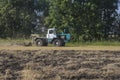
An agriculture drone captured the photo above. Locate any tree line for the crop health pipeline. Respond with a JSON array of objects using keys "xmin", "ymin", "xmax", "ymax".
[{"xmin": 0, "ymin": 0, "xmax": 120, "ymax": 41}]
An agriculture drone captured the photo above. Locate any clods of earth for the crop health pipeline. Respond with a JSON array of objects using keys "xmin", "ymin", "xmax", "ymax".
[{"xmin": 0, "ymin": 50, "xmax": 120, "ymax": 80}]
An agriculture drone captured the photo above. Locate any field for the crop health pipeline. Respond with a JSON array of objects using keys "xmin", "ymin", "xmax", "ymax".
[
  {"xmin": 0, "ymin": 39, "xmax": 120, "ymax": 80},
  {"xmin": 0, "ymin": 48, "xmax": 120, "ymax": 80}
]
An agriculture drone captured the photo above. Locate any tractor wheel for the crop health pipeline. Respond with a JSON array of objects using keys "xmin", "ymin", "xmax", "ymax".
[
  {"xmin": 62, "ymin": 42, "xmax": 65, "ymax": 46},
  {"xmin": 53, "ymin": 39, "xmax": 65, "ymax": 46},
  {"xmin": 36, "ymin": 39, "xmax": 44, "ymax": 46}
]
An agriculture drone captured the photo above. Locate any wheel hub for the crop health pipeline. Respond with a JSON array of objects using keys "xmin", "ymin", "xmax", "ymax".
[
  {"xmin": 56, "ymin": 41, "xmax": 59, "ymax": 45},
  {"xmin": 38, "ymin": 42, "xmax": 41, "ymax": 45}
]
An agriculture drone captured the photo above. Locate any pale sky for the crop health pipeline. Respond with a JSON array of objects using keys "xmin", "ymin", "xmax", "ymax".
[{"xmin": 118, "ymin": 0, "xmax": 120, "ymax": 14}]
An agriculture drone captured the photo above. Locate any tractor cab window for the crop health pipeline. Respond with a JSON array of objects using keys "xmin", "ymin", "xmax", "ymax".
[
  {"xmin": 49, "ymin": 30, "xmax": 54, "ymax": 34},
  {"xmin": 49, "ymin": 29, "xmax": 56, "ymax": 34}
]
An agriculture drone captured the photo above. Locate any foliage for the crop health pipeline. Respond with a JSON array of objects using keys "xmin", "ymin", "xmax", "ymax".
[
  {"xmin": 0, "ymin": 0, "xmax": 35, "ymax": 38},
  {"xmin": 0, "ymin": 0, "xmax": 119, "ymax": 42},
  {"xmin": 45, "ymin": 0, "xmax": 119, "ymax": 41}
]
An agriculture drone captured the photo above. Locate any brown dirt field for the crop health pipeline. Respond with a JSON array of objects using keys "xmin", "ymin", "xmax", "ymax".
[{"xmin": 0, "ymin": 50, "xmax": 120, "ymax": 80}]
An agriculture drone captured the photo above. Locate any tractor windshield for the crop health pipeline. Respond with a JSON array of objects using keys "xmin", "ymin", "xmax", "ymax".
[{"xmin": 49, "ymin": 29, "xmax": 57, "ymax": 35}]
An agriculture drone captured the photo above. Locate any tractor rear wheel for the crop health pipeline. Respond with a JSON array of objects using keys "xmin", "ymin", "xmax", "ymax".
[
  {"xmin": 53, "ymin": 39, "xmax": 65, "ymax": 46},
  {"xmin": 36, "ymin": 39, "xmax": 47, "ymax": 46}
]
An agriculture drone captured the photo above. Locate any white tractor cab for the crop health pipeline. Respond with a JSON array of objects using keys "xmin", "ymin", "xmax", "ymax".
[
  {"xmin": 46, "ymin": 28, "xmax": 57, "ymax": 39},
  {"xmin": 34, "ymin": 28, "xmax": 71, "ymax": 46}
]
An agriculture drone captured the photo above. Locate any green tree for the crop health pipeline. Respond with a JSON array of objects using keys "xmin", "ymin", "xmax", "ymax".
[
  {"xmin": 0, "ymin": 0, "xmax": 35, "ymax": 38},
  {"xmin": 45, "ymin": 0, "xmax": 118, "ymax": 41},
  {"xmin": 33, "ymin": 0, "xmax": 49, "ymax": 33}
]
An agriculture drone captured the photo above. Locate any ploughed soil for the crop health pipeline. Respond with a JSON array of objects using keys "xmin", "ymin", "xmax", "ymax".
[{"xmin": 0, "ymin": 50, "xmax": 120, "ymax": 80}]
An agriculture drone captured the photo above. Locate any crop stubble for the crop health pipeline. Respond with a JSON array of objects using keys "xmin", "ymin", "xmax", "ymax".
[{"xmin": 0, "ymin": 50, "xmax": 120, "ymax": 80}]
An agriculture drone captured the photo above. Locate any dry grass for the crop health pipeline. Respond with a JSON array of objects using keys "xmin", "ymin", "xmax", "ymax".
[
  {"xmin": 21, "ymin": 62, "xmax": 40, "ymax": 80},
  {"xmin": 0, "ymin": 46, "xmax": 120, "ymax": 51},
  {"xmin": 21, "ymin": 70, "xmax": 39, "ymax": 80}
]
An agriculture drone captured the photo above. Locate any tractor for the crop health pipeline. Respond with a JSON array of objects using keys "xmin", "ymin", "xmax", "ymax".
[{"xmin": 32, "ymin": 28, "xmax": 71, "ymax": 46}]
